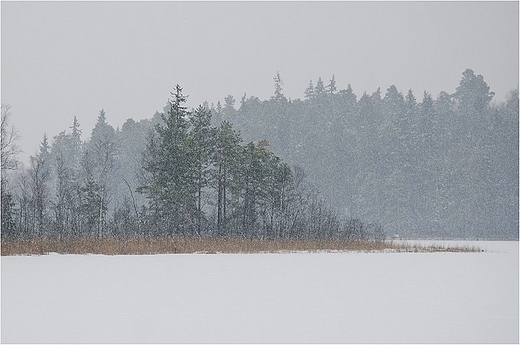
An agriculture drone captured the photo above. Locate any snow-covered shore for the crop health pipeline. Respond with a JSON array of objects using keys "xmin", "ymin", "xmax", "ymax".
[{"xmin": 2, "ymin": 241, "xmax": 518, "ymax": 343}]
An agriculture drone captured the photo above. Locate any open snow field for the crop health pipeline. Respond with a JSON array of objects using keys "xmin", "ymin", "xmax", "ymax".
[{"xmin": 2, "ymin": 241, "xmax": 518, "ymax": 343}]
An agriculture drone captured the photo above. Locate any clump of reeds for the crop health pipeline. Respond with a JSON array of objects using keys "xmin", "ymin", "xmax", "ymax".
[{"xmin": 1, "ymin": 236, "xmax": 482, "ymax": 256}]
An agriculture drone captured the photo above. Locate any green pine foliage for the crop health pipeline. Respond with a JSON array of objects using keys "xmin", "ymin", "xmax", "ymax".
[{"xmin": 137, "ymin": 86, "xmax": 351, "ymax": 240}]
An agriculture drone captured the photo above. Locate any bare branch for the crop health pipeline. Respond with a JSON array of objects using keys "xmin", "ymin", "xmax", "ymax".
[{"xmin": 1, "ymin": 104, "xmax": 21, "ymax": 172}]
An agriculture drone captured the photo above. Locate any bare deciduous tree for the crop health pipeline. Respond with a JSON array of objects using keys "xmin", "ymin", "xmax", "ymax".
[
  {"xmin": 1, "ymin": 104, "xmax": 21, "ymax": 172},
  {"xmin": 1, "ymin": 104, "xmax": 21, "ymax": 238}
]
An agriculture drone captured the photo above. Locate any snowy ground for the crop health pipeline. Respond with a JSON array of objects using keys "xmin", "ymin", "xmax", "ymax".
[{"xmin": 2, "ymin": 241, "xmax": 518, "ymax": 343}]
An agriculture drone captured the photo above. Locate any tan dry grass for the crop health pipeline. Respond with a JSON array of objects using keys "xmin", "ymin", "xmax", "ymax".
[{"xmin": 1, "ymin": 236, "xmax": 481, "ymax": 256}]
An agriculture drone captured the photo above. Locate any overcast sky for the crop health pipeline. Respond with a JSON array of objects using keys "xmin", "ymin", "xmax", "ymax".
[{"xmin": 2, "ymin": 1, "xmax": 518, "ymax": 164}]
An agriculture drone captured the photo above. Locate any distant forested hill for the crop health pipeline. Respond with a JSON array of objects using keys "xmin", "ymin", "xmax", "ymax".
[{"xmin": 209, "ymin": 70, "xmax": 518, "ymax": 239}]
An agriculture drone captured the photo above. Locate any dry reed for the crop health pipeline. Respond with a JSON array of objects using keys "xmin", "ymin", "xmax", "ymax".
[{"xmin": 1, "ymin": 236, "xmax": 481, "ymax": 256}]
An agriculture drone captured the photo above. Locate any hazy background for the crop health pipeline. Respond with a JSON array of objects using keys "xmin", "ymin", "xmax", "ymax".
[{"xmin": 2, "ymin": 1, "xmax": 518, "ymax": 163}]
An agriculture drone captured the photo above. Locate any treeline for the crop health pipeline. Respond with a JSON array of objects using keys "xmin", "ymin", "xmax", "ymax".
[
  {"xmin": 2, "ymin": 69, "xmax": 517, "ymax": 240},
  {"xmin": 214, "ymin": 70, "xmax": 518, "ymax": 239},
  {"xmin": 0, "ymin": 88, "xmax": 383, "ymax": 241}
]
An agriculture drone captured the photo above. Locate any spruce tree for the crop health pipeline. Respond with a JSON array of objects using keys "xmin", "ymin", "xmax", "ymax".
[
  {"xmin": 28, "ymin": 135, "xmax": 51, "ymax": 237},
  {"xmin": 144, "ymin": 85, "xmax": 193, "ymax": 235},
  {"xmin": 83, "ymin": 110, "xmax": 117, "ymax": 237}
]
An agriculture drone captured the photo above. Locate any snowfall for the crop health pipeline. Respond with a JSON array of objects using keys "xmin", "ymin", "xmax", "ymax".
[{"xmin": 1, "ymin": 240, "xmax": 518, "ymax": 344}]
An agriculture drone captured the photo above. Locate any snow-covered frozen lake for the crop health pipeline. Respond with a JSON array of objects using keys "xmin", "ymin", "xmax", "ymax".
[{"xmin": 2, "ymin": 241, "xmax": 518, "ymax": 343}]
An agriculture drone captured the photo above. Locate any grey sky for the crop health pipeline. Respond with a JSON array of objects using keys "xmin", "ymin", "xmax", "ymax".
[{"xmin": 2, "ymin": 1, "xmax": 518, "ymax": 164}]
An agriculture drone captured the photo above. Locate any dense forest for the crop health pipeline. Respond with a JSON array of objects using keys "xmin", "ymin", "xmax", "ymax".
[
  {"xmin": 1, "ymin": 86, "xmax": 383, "ymax": 242},
  {"xmin": 216, "ymin": 69, "xmax": 518, "ymax": 239},
  {"xmin": 1, "ymin": 69, "xmax": 518, "ymax": 240}
]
